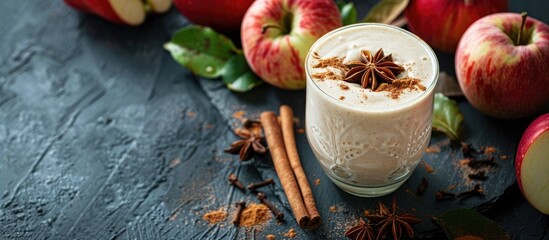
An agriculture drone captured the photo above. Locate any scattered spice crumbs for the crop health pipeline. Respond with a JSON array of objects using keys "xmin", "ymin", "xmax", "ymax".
[
  {"xmin": 312, "ymin": 56, "xmax": 346, "ymax": 70},
  {"xmin": 266, "ymin": 234, "xmax": 276, "ymax": 240},
  {"xmin": 329, "ymin": 205, "xmax": 337, "ymax": 212},
  {"xmin": 484, "ymin": 146, "xmax": 497, "ymax": 154},
  {"xmin": 499, "ymin": 155, "xmax": 508, "ymax": 160},
  {"xmin": 339, "ymin": 84, "xmax": 349, "ymax": 90},
  {"xmin": 232, "ymin": 110, "xmax": 246, "ymax": 120},
  {"xmin": 312, "ymin": 71, "xmax": 340, "ymax": 81},
  {"xmin": 339, "ymin": 96, "xmax": 345, "ymax": 100},
  {"xmin": 314, "ymin": 178, "xmax": 321, "ymax": 186},
  {"xmin": 425, "ymin": 146, "xmax": 441, "ymax": 153},
  {"xmin": 376, "ymin": 78, "xmax": 426, "ymax": 99},
  {"xmin": 187, "ymin": 111, "xmax": 197, "ymax": 118},
  {"xmin": 296, "ymin": 128, "xmax": 305, "ymax": 134},
  {"xmin": 311, "ymin": 56, "xmax": 347, "ymax": 81},
  {"xmin": 284, "ymin": 228, "xmax": 297, "ymax": 238},
  {"xmin": 422, "ymin": 161, "xmax": 435, "ymax": 173},
  {"xmin": 202, "ymin": 208, "xmax": 227, "ymax": 224}
]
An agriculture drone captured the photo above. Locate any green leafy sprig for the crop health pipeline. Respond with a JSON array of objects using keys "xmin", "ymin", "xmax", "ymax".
[{"xmin": 164, "ymin": 26, "xmax": 262, "ymax": 92}]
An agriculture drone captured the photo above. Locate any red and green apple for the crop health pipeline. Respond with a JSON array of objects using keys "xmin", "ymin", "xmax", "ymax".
[
  {"xmin": 173, "ymin": 0, "xmax": 255, "ymax": 35},
  {"xmin": 455, "ymin": 12, "xmax": 549, "ymax": 119},
  {"xmin": 516, "ymin": 113, "xmax": 549, "ymax": 214},
  {"xmin": 405, "ymin": 0, "xmax": 507, "ymax": 53},
  {"xmin": 241, "ymin": 0, "xmax": 342, "ymax": 90}
]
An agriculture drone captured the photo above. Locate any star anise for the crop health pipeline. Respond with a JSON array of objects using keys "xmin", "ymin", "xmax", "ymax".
[
  {"xmin": 344, "ymin": 49, "xmax": 405, "ymax": 91},
  {"xmin": 224, "ymin": 127, "xmax": 267, "ymax": 161},
  {"xmin": 366, "ymin": 199, "xmax": 421, "ymax": 240},
  {"xmin": 345, "ymin": 218, "xmax": 376, "ymax": 240}
]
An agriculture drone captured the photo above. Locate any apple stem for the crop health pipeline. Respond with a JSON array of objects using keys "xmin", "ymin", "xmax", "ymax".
[
  {"xmin": 516, "ymin": 12, "xmax": 528, "ymax": 46},
  {"xmin": 261, "ymin": 23, "xmax": 287, "ymax": 34}
]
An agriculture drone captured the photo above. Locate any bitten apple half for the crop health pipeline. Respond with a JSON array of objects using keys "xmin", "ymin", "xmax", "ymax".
[
  {"xmin": 65, "ymin": 0, "xmax": 171, "ymax": 26},
  {"xmin": 516, "ymin": 113, "xmax": 549, "ymax": 214},
  {"xmin": 65, "ymin": 0, "xmax": 145, "ymax": 25}
]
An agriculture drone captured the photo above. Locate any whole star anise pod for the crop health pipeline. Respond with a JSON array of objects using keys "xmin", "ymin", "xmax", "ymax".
[
  {"xmin": 224, "ymin": 127, "xmax": 267, "ymax": 161},
  {"xmin": 345, "ymin": 218, "xmax": 376, "ymax": 240},
  {"xmin": 366, "ymin": 199, "xmax": 421, "ymax": 240},
  {"xmin": 344, "ymin": 49, "xmax": 405, "ymax": 91}
]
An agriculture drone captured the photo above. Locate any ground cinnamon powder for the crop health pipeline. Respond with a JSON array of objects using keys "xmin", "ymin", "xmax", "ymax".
[
  {"xmin": 311, "ymin": 57, "xmax": 347, "ymax": 81},
  {"xmin": 314, "ymin": 179, "xmax": 321, "ymax": 186},
  {"xmin": 375, "ymin": 78, "xmax": 426, "ymax": 99},
  {"xmin": 202, "ymin": 208, "xmax": 227, "ymax": 224},
  {"xmin": 312, "ymin": 71, "xmax": 341, "ymax": 81},
  {"xmin": 238, "ymin": 203, "xmax": 271, "ymax": 227},
  {"xmin": 232, "ymin": 110, "xmax": 246, "ymax": 120},
  {"xmin": 312, "ymin": 56, "xmax": 346, "ymax": 70},
  {"xmin": 284, "ymin": 228, "xmax": 297, "ymax": 238}
]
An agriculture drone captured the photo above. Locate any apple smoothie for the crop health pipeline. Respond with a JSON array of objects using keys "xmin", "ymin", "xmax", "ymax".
[{"xmin": 305, "ymin": 23, "xmax": 438, "ymax": 197}]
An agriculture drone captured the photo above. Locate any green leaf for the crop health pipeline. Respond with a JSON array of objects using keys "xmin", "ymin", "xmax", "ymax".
[
  {"xmin": 221, "ymin": 54, "xmax": 263, "ymax": 92},
  {"xmin": 337, "ymin": 1, "xmax": 358, "ymax": 26},
  {"xmin": 433, "ymin": 93, "xmax": 463, "ymax": 142},
  {"xmin": 362, "ymin": 0, "xmax": 409, "ymax": 24},
  {"xmin": 433, "ymin": 209, "xmax": 511, "ymax": 240},
  {"xmin": 164, "ymin": 25, "xmax": 241, "ymax": 78}
]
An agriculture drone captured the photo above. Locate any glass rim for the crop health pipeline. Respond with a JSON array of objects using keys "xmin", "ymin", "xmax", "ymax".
[{"xmin": 305, "ymin": 23, "xmax": 439, "ymax": 111}]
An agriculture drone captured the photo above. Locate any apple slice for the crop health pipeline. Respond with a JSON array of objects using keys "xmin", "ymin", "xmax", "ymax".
[
  {"xmin": 146, "ymin": 0, "xmax": 172, "ymax": 14},
  {"xmin": 105, "ymin": 0, "xmax": 146, "ymax": 25},
  {"xmin": 64, "ymin": 0, "xmax": 146, "ymax": 26},
  {"xmin": 516, "ymin": 113, "xmax": 549, "ymax": 214}
]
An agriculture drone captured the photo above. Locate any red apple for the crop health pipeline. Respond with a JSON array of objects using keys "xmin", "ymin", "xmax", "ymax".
[
  {"xmin": 455, "ymin": 13, "xmax": 549, "ymax": 119},
  {"xmin": 516, "ymin": 113, "xmax": 549, "ymax": 214},
  {"xmin": 405, "ymin": 0, "xmax": 507, "ymax": 53},
  {"xmin": 64, "ymin": 0, "xmax": 171, "ymax": 26},
  {"xmin": 173, "ymin": 0, "xmax": 255, "ymax": 34},
  {"xmin": 241, "ymin": 0, "xmax": 341, "ymax": 90}
]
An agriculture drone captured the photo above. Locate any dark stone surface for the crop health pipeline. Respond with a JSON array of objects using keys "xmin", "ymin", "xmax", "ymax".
[{"xmin": 0, "ymin": 1, "xmax": 548, "ymax": 240}]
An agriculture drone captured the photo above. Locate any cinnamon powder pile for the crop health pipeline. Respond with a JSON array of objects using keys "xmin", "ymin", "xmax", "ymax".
[
  {"xmin": 203, "ymin": 204, "xmax": 272, "ymax": 227},
  {"xmin": 202, "ymin": 208, "xmax": 228, "ymax": 224},
  {"xmin": 238, "ymin": 203, "xmax": 271, "ymax": 227}
]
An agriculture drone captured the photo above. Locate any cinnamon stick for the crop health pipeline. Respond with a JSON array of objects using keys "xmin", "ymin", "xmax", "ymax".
[
  {"xmin": 260, "ymin": 111, "xmax": 311, "ymax": 228},
  {"xmin": 279, "ymin": 105, "xmax": 321, "ymax": 229}
]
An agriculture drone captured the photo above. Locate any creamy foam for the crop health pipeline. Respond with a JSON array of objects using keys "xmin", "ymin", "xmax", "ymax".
[
  {"xmin": 306, "ymin": 24, "xmax": 437, "ymax": 109},
  {"xmin": 305, "ymin": 24, "xmax": 438, "ymax": 194}
]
